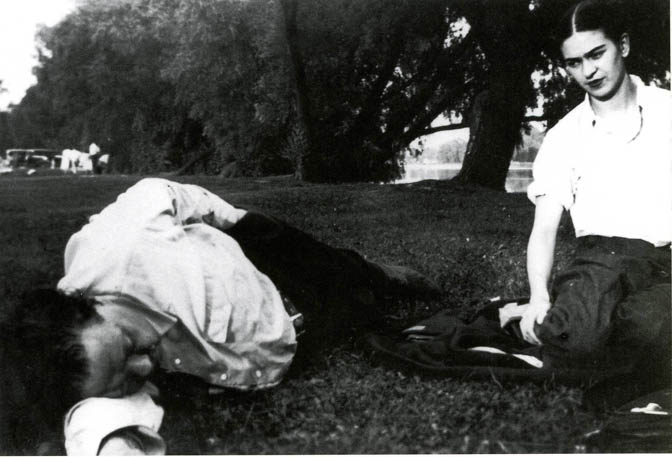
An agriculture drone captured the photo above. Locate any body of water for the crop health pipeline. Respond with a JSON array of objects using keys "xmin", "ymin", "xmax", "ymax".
[{"xmin": 398, "ymin": 162, "xmax": 533, "ymax": 193}]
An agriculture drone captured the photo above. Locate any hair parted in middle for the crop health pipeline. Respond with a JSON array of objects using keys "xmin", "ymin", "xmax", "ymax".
[{"xmin": 553, "ymin": 0, "xmax": 628, "ymax": 49}]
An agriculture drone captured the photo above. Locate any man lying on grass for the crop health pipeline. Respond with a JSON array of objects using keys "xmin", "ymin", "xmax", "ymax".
[
  {"xmin": 1, "ymin": 177, "xmax": 438, "ymax": 454},
  {"xmin": 368, "ymin": 0, "xmax": 670, "ymax": 393}
]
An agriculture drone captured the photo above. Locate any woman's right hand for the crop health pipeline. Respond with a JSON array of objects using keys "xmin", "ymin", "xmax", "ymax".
[{"xmin": 520, "ymin": 297, "xmax": 551, "ymax": 345}]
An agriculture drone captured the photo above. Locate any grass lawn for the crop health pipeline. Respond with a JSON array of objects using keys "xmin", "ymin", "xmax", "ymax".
[{"xmin": 1, "ymin": 174, "xmax": 607, "ymax": 454}]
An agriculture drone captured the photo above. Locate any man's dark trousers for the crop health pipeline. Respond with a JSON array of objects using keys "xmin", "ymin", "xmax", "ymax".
[{"xmin": 224, "ymin": 211, "xmax": 392, "ymax": 349}]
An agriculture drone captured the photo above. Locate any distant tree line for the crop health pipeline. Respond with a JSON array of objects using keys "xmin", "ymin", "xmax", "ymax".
[{"xmin": 0, "ymin": 0, "xmax": 668, "ymax": 185}]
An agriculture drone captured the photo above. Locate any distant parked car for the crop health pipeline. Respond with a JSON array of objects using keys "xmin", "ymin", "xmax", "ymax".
[{"xmin": 4, "ymin": 149, "xmax": 62, "ymax": 169}]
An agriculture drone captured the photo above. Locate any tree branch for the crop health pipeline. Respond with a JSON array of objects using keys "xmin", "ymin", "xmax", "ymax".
[
  {"xmin": 412, "ymin": 113, "xmax": 547, "ymax": 140},
  {"xmin": 349, "ymin": 32, "xmax": 406, "ymax": 139},
  {"xmin": 417, "ymin": 123, "xmax": 467, "ymax": 135},
  {"xmin": 419, "ymin": 114, "xmax": 546, "ymax": 135},
  {"xmin": 387, "ymin": 32, "xmax": 478, "ymax": 146}
]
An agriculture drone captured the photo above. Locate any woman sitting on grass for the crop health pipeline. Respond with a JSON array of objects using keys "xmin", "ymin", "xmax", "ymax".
[
  {"xmin": 520, "ymin": 0, "xmax": 670, "ymax": 373},
  {"xmin": 366, "ymin": 0, "xmax": 668, "ymax": 385}
]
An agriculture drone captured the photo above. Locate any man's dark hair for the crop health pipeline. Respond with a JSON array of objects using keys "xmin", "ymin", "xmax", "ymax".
[
  {"xmin": 0, "ymin": 289, "xmax": 100, "ymax": 452},
  {"xmin": 554, "ymin": 0, "xmax": 628, "ymax": 49}
]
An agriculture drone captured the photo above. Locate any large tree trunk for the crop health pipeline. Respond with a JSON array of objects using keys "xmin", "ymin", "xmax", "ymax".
[
  {"xmin": 454, "ymin": 70, "xmax": 529, "ymax": 190},
  {"xmin": 278, "ymin": 0, "xmax": 313, "ymax": 180},
  {"xmin": 452, "ymin": 0, "xmax": 542, "ymax": 191}
]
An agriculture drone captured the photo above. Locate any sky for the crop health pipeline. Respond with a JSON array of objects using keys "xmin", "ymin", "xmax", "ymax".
[{"xmin": 0, "ymin": 0, "xmax": 76, "ymax": 110}]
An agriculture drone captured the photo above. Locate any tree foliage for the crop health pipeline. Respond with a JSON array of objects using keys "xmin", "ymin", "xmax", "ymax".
[
  {"xmin": 7, "ymin": 0, "xmax": 195, "ymax": 172},
  {"xmin": 1, "ymin": 0, "xmax": 669, "ymax": 183},
  {"xmin": 452, "ymin": 0, "xmax": 669, "ymax": 189}
]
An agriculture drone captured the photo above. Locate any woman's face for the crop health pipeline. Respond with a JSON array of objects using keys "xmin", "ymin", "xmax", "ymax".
[{"xmin": 561, "ymin": 29, "xmax": 629, "ymax": 101}]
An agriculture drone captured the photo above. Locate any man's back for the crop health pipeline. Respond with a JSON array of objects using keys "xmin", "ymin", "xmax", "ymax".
[{"xmin": 58, "ymin": 178, "xmax": 297, "ymax": 390}]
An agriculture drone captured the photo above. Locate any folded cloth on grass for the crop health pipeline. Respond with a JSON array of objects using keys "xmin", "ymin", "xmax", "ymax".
[
  {"xmin": 580, "ymin": 389, "xmax": 672, "ymax": 452},
  {"xmin": 366, "ymin": 296, "xmax": 631, "ymax": 386}
]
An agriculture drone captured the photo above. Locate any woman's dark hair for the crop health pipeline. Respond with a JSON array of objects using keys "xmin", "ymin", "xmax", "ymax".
[
  {"xmin": 554, "ymin": 0, "xmax": 628, "ymax": 47},
  {"xmin": 0, "ymin": 289, "xmax": 101, "ymax": 453}
]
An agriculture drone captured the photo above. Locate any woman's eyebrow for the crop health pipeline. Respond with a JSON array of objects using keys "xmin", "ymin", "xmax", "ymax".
[
  {"xmin": 563, "ymin": 44, "xmax": 607, "ymax": 65},
  {"xmin": 585, "ymin": 44, "xmax": 606, "ymax": 56}
]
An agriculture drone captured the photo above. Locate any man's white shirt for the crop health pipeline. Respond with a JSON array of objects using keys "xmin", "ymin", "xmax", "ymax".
[{"xmin": 58, "ymin": 179, "xmax": 298, "ymax": 454}]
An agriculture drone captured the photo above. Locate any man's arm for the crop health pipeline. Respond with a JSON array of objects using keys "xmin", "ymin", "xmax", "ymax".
[
  {"xmin": 64, "ymin": 385, "xmax": 165, "ymax": 456},
  {"xmin": 93, "ymin": 178, "xmax": 247, "ymax": 231},
  {"xmin": 129, "ymin": 178, "xmax": 247, "ymax": 230},
  {"xmin": 61, "ymin": 179, "xmax": 248, "ymax": 286},
  {"xmin": 520, "ymin": 195, "xmax": 563, "ymax": 345},
  {"xmin": 158, "ymin": 179, "xmax": 248, "ymax": 229}
]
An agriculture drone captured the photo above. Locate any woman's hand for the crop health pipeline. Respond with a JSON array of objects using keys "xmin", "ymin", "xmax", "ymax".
[{"xmin": 520, "ymin": 297, "xmax": 551, "ymax": 345}]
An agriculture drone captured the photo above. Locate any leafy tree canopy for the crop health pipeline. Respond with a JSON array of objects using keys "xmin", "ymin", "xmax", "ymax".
[{"xmin": 2, "ymin": 0, "xmax": 668, "ymax": 182}]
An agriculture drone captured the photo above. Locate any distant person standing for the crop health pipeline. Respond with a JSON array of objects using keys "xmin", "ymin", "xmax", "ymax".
[
  {"xmin": 88, "ymin": 142, "xmax": 105, "ymax": 174},
  {"xmin": 60, "ymin": 149, "xmax": 82, "ymax": 174},
  {"xmin": 521, "ymin": 0, "xmax": 671, "ymax": 373},
  {"xmin": 96, "ymin": 153, "xmax": 109, "ymax": 174},
  {"xmin": 88, "ymin": 142, "xmax": 100, "ymax": 157}
]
